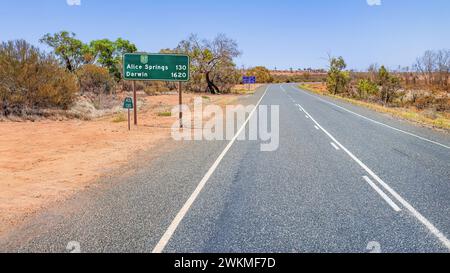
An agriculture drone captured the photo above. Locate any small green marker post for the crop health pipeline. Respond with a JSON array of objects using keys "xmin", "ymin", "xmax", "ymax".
[{"xmin": 123, "ymin": 97, "xmax": 134, "ymax": 131}]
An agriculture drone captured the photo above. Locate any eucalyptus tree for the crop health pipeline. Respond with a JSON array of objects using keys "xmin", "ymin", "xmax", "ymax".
[{"xmin": 176, "ymin": 34, "xmax": 241, "ymax": 94}]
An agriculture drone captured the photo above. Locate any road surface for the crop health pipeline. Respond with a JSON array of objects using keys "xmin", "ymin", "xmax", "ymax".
[{"xmin": 1, "ymin": 84, "xmax": 450, "ymax": 253}]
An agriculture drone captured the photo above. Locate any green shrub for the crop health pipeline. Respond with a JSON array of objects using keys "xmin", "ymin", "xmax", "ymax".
[
  {"xmin": 327, "ymin": 57, "xmax": 350, "ymax": 95},
  {"xmin": 0, "ymin": 40, "xmax": 78, "ymax": 116},
  {"xmin": 357, "ymin": 79, "xmax": 379, "ymax": 99},
  {"xmin": 76, "ymin": 64, "xmax": 115, "ymax": 95}
]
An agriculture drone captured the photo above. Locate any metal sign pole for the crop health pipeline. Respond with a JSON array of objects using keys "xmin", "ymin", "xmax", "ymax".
[
  {"xmin": 128, "ymin": 108, "xmax": 131, "ymax": 131},
  {"xmin": 133, "ymin": 81, "xmax": 137, "ymax": 126},
  {"xmin": 179, "ymin": 81, "xmax": 183, "ymax": 128},
  {"xmin": 123, "ymin": 97, "xmax": 133, "ymax": 131}
]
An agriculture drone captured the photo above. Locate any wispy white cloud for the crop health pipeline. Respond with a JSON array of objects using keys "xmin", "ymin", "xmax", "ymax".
[
  {"xmin": 67, "ymin": 0, "xmax": 81, "ymax": 6},
  {"xmin": 367, "ymin": 0, "xmax": 382, "ymax": 6}
]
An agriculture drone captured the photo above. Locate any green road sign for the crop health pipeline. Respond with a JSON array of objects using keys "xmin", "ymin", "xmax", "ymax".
[
  {"xmin": 123, "ymin": 97, "xmax": 134, "ymax": 109},
  {"xmin": 123, "ymin": 53, "xmax": 190, "ymax": 82}
]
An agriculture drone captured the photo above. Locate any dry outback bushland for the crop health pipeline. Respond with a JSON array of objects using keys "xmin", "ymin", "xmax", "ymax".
[
  {"xmin": 0, "ymin": 35, "xmax": 245, "ymax": 234},
  {"xmin": 300, "ymin": 54, "xmax": 450, "ymax": 130}
]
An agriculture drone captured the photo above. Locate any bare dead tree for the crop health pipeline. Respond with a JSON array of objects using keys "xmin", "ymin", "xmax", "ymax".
[
  {"xmin": 176, "ymin": 34, "xmax": 241, "ymax": 94},
  {"xmin": 414, "ymin": 49, "xmax": 450, "ymax": 91}
]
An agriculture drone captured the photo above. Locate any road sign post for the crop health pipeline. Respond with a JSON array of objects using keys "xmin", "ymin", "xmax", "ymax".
[
  {"xmin": 179, "ymin": 82, "xmax": 183, "ymax": 128},
  {"xmin": 123, "ymin": 53, "xmax": 190, "ymax": 128},
  {"xmin": 132, "ymin": 81, "xmax": 137, "ymax": 126},
  {"xmin": 243, "ymin": 76, "xmax": 256, "ymax": 91},
  {"xmin": 123, "ymin": 97, "xmax": 134, "ymax": 131}
]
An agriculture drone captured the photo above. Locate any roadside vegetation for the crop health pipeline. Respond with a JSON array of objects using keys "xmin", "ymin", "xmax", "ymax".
[
  {"xmin": 0, "ymin": 40, "xmax": 78, "ymax": 117},
  {"xmin": 174, "ymin": 34, "xmax": 241, "ymax": 94},
  {"xmin": 240, "ymin": 66, "xmax": 327, "ymax": 84},
  {"xmin": 300, "ymin": 52, "xmax": 450, "ymax": 130},
  {"xmin": 0, "ymin": 32, "xmax": 244, "ymax": 120},
  {"xmin": 2, "ymin": 31, "xmax": 448, "ymax": 130},
  {"xmin": 271, "ymin": 69, "xmax": 327, "ymax": 83}
]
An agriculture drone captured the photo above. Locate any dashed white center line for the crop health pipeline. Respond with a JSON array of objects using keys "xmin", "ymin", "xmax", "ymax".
[
  {"xmin": 363, "ymin": 176, "xmax": 401, "ymax": 212},
  {"xmin": 282, "ymin": 84, "xmax": 450, "ymax": 250},
  {"xmin": 314, "ymin": 125, "xmax": 320, "ymax": 130},
  {"xmin": 330, "ymin": 142, "xmax": 340, "ymax": 150},
  {"xmin": 294, "ymin": 100, "xmax": 450, "ymax": 251}
]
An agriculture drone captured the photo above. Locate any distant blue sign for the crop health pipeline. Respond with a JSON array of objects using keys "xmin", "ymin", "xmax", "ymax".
[{"xmin": 243, "ymin": 76, "xmax": 256, "ymax": 84}]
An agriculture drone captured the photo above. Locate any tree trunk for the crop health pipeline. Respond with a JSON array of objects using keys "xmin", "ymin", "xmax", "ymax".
[
  {"xmin": 334, "ymin": 77, "xmax": 339, "ymax": 95},
  {"xmin": 64, "ymin": 56, "xmax": 73, "ymax": 72},
  {"xmin": 205, "ymin": 72, "xmax": 220, "ymax": 94},
  {"xmin": 1, "ymin": 98, "xmax": 9, "ymax": 116}
]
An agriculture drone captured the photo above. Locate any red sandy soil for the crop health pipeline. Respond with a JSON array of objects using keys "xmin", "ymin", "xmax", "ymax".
[{"xmin": 0, "ymin": 93, "xmax": 239, "ymax": 235}]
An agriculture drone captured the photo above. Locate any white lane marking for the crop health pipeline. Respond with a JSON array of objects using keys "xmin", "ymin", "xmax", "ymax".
[
  {"xmin": 305, "ymin": 115, "xmax": 309, "ymax": 119},
  {"xmin": 152, "ymin": 86, "xmax": 270, "ymax": 253},
  {"xmin": 290, "ymin": 85, "xmax": 450, "ymax": 150},
  {"xmin": 363, "ymin": 176, "xmax": 401, "ymax": 212},
  {"xmin": 314, "ymin": 125, "xmax": 320, "ymax": 130},
  {"xmin": 296, "ymin": 102, "xmax": 450, "ymax": 251},
  {"xmin": 330, "ymin": 142, "xmax": 340, "ymax": 150}
]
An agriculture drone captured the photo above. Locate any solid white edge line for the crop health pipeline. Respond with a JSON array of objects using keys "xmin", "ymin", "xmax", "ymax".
[
  {"xmin": 152, "ymin": 85, "xmax": 270, "ymax": 253},
  {"xmin": 290, "ymin": 84, "xmax": 450, "ymax": 150},
  {"xmin": 363, "ymin": 176, "xmax": 401, "ymax": 212},
  {"xmin": 296, "ymin": 102, "xmax": 450, "ymax": 251},
  {"xmin": 330, "ymin": 142, "xmax": 340, "ymax": 150}
]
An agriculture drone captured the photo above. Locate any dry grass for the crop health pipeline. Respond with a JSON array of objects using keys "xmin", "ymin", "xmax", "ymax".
[
  {"xmin": 157, "ymin": 111, "xmax": 172, "ymax": 117},
  {"xmin": 299, "ymin": 83, "xmax": 450, "ymax": 131},
  {"xmin": 112, "ymin": 113, "xmax": 127, "ymax": 123},
  {"xmin": 231, "ymin": 84, "xmax": 265, "ymax": 95}
]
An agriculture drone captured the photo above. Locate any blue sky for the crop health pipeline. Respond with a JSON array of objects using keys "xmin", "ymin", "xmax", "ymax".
[{"xmin": 0, "ymin": 0, "xmax": 449, "ymax": 70}]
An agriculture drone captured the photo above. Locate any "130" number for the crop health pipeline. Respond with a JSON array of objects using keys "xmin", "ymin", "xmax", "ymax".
[{"xmin": 175, "ymin": 65, "xmax": 187, "ymax": 71}]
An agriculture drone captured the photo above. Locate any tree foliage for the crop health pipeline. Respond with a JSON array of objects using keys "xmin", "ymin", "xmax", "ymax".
[
  {"xmin": 327, "ymin": 56, "xmax": 350, "ymax": 95},
  {"xmin": 0, "ymin": 40, "xmax": 78, "ymax": 116},
  {"xmin": 42, "ymin": 31, "xmax": 137, "ymax": 82},
  {"xmin": 176, "ymin": 34, "xmax": 241, "ymax": 94},
  {"xmin": 246, "ymin": 66, "xmax": 273, "ymax": 83},
  {"xmin": 377, "ymin": 66, "xmax": 401, "ymax": 104},
  {"xmin": 76, "ymin": 64, "xmax": 115, "ymax": 96},
  {"xmin": 40, "ymin": 31, "xmax": 91, "ymax": 72},
  {"xmin": 90, "ymin": 38, "xmax": 137, "ymax": 81},
  {"xmin": 357, "ymin": 79, "xmax": 378, "ymax": 99}
]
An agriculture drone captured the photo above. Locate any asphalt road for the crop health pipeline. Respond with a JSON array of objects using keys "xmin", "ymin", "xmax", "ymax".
[{"xmin": 1, "ymin": 84, "xmax": 449, "ymax": 253}]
